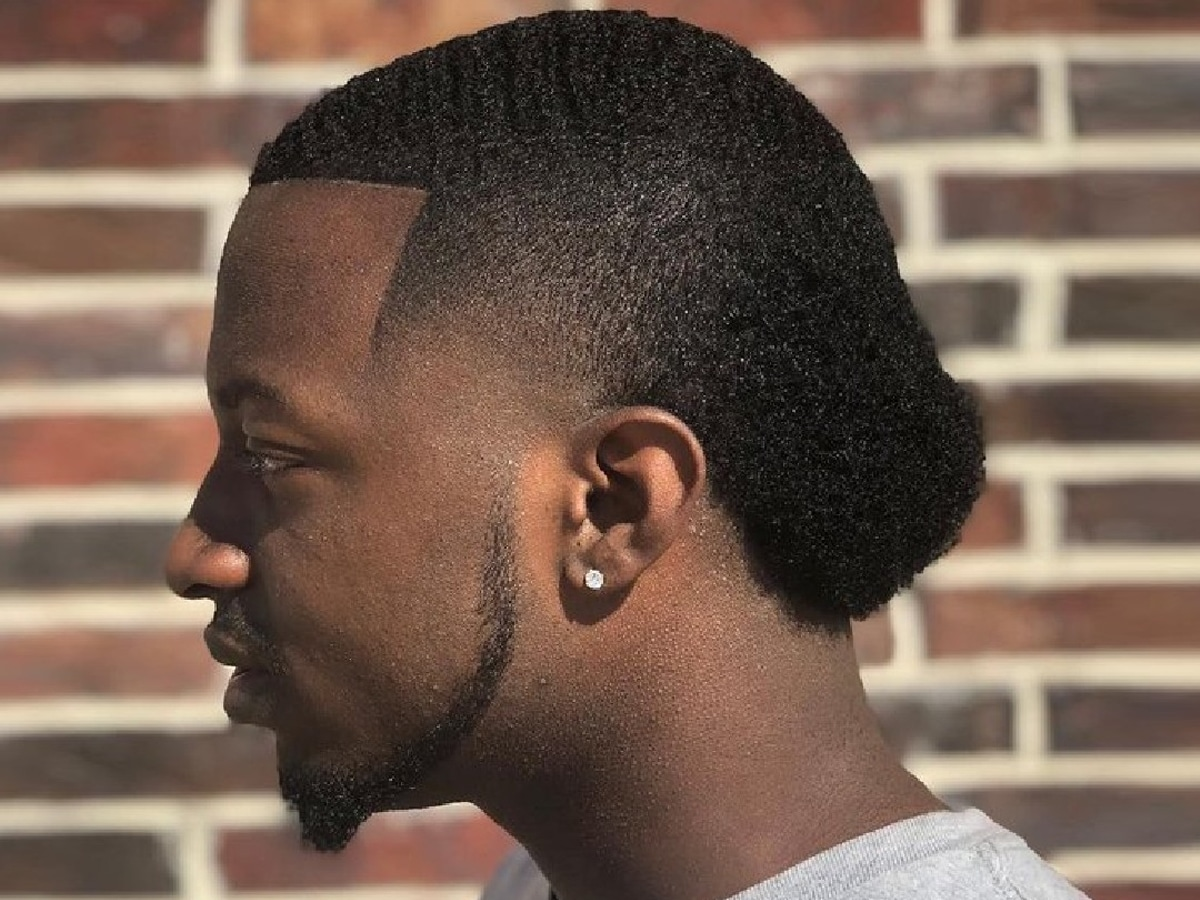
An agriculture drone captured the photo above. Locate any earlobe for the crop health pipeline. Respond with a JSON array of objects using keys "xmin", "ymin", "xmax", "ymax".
[{"xmin": 562, "ymin": 407, "xmax": 706, "ymax": 599}]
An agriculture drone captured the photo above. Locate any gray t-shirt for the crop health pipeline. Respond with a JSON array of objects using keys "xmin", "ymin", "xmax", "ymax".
[{"xmin": 479, "ymin": 808, "xmax": 1091, "ymax": 900}]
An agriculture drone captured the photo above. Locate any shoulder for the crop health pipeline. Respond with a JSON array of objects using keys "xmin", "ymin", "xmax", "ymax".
[{"xmin": 478, "ymin": 847, "xmax": 550, "ymax": 900}]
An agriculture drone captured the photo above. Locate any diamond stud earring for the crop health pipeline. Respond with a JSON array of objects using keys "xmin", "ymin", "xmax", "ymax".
[{"xmin": 584, "ymin": 568, "xmax": 605, "ymax": 591}]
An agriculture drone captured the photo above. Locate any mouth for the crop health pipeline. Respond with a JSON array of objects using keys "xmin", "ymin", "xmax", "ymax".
[{"xmin": 203, "ymin": 625, "xmax": 278, "ymax": 727}]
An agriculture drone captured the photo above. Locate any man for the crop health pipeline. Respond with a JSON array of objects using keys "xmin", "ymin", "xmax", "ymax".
[{"xmin": 164, "ymin": 10, "xmax": 1088, "ymax": 900}]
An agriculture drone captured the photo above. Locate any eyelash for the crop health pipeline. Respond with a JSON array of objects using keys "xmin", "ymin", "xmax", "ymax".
[{"xmin": 237, "ymin": 447, "xmax": 299, "ymax": 478}]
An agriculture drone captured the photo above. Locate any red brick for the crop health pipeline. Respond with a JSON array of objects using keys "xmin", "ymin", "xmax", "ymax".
[
  {"xmin": 0, "ymin": 629, "xmax": 214, "ymax": 699},
  {"xmin": 909, "ymin": 279, "xmax": 1020, "ymax": 349},
  {"xmin": 1066, "ymin": 276, "xmax": 1200, "ymax": 343},
  {"xmin": 1084, "ymin": 886, "xmax": 1200, "ymax": 900},
  {"xmin": 608, "ymin": 0, "xmax": 922, "ymax": 45},
  {"xmin": 0, "ymin": 97, "xmax": 309, "ymax": 171},
  {"xmin": 941, "ymin": 172, "xmax": 1200, "ymax": 240},
  {"xmin": 0, "ymin": 414, "xmax": 214, "ymax": 488},
  {"xmin": 871, "ymin": 690, "xmax": 1012, "ymax": 754},
  {"xmin": 247, "ymin": 0, "xmax": 563, "ymax": 62},
  {"xmin": 792, "ymin": 66, "xmax": 1038, "ymax": 144},
  {"xmin": 1065, "ymin": 481, "xmax": 1200, "ymax": 544},
  {"xmin": 852, "ymin": 612, "xmax": 893, "ymax": 667},
  {"xmin": 0, "ymin": 207, "xmax": 205, "ymax": 274},
  {"xmin": 0, "ymin": 832, "xmax": 176, "ymax": 894},
  {"xmin": 944, "ymin": 786, "xmax": 1200, "ymax": 853},
  {"xmin": 959, "ymin": 0, "xmax": 1200, "ymax": 35},
  {"xmin": 920, "ymin": 585, "xmax": 1200, "ymax": 656},
  {"xmin": 0, "ymin": 307, "xmax": 210, "ymax": 381},
  {"xmin": 0, "ymin": 729, "xmax": 275, "ymax": 799},
  {"xmin": 873, "ymin": 178, "xmax": 906, "ymax": 245},
  {"xmin": 1073, "ymin": 62, "xmax": 1200, "ymax": 135},
  {"xmin": 0, "ymin": 521, "xmax": 178, "ymax": 590},
  {"xmin": 219, "ymin": 811, "xmax": 515, "ymax": 889},
  {"xmin": 0, "ymin": 0, "xmax": 205, "ymax": 63},
  {"xmin": 957, "ymin": 480, "xmax": 1022, "ymax": 550},
  {"xmin": 977, "ymin": 382, "xmax": 1200, "ymax": 443},
  {"xmin": 1050, "ymin": 688, "xmax": 1200, "ymax": 751}
]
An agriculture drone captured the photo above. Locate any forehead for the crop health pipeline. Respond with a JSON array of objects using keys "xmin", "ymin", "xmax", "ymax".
[{"xmin": 211, "ymin": 180, "xmax": 427, "ymax": 404}]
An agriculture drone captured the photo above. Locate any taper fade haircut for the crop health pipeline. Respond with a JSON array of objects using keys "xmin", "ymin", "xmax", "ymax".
[{"xmin": 251, "ymin": 10, "xmax": 985, "ymax": 625}]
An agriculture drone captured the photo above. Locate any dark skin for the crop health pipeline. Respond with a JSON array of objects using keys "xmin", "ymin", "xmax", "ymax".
[{"xmin": 165, "ymin": 179, "xmax": 944, "ymax": 900}]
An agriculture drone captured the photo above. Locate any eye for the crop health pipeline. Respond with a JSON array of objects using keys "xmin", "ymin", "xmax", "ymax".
[{"xmin": 237, "ymin": 442, "xmax": 303, "ymax": 478}]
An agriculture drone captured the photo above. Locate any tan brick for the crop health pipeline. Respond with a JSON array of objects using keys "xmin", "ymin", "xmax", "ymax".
[
  {"xmin": 0, "ymin": 98, "xmax": 309, "ymax": 171},
  {"xmin": 0, "ymin": 833, "xmax": 176, "ymax": 895},
  {"xmin": 247, "ymin": 0, "xmax": 564, "ymax": 62},
  {"xmin": 1065, "ymin": 481, "xmax": 1200, "ymax": 544},
  {"xmin": 792, "ymin": 66, "xmax": 1038, "ymax": 145},
  {"xmin": 219, "ymin": 811, "xmax": 515, "ymax": 889},
  {"xmin": 0, "ymin": 414, "xmax": 215, "ymax": 487},
  {"xmin": 1066, "ymin": 276, "xmax": 1200, "ymax": 343},
  {"xmin": 609, "ymin": 0, "xmax": 922, "ymax": 45},
  {"xmin": 1050, "ymin": 688, "xmax": 1200, "ymax": 751},
  {"xmin": 959, "ymin": 0, "xmax": 1200, "ymax": 35},
  {"xmin": 0, "ymin": 207, "xmax": 205, "ymax": 275},
  {"xmin": 0, "ymin": 729, "xmax": 275, "ymax": 799},
  {"xmin": 920, "ymin": 585, "xmax": 1200, "ymax": 656},
  {"xmin": 0, "ymin": 629, "xmax": 214, "ymax": 699},
  {"xmin": 941, "ymin": 172, "xmax": 1200, "ymax": 241},
  {"xmin": 977, "ymin": 382, "xmax": 1200, "ymax": 443},
  {"xmin": 0, "ymin": 0, "xmax": 205, "ymax": 63},
  {"xmin": 0, "ymin": 308, "xmax": 211, "ymax": 381}
]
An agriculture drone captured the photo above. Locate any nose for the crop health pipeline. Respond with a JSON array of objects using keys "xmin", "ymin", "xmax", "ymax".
[{"xmin": 164, "ymin": 517, "xmax": 250, "ymax": 599}]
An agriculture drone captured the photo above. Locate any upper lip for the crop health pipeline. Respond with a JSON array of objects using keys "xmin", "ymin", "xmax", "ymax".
[{"xmin": 203, "ymin": 624, "xmax": 264, "ymax": 671}]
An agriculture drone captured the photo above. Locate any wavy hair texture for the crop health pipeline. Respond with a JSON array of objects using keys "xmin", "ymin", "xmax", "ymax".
[{"xmin": 252, "ymin": 10, "xmax": 985, "ymax": 626}]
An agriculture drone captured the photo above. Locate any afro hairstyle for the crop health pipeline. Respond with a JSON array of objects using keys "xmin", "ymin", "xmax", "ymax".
[{"xmin": 250, "ymin": 10, "xmax": 985, "ymax": 627}]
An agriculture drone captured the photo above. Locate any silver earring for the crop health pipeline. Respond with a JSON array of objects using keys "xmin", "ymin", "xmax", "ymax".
[{"xmin": 584, "ymin": 568, "xmax": 605, "ymax": 591}]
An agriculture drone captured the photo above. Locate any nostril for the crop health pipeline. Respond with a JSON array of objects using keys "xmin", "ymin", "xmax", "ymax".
[{"xmin": 178, "ymin": 584, "xmax": 212, "ymax": 601}]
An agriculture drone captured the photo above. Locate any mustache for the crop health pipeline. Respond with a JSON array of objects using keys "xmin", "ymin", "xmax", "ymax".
[{"xmin": 210, "ymin": 599, "xmax": 286, "ymax": 675}]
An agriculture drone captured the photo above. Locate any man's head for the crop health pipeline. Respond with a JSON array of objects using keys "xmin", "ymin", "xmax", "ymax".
[{"xmin": 166, "ymin": 10, "xmax": 983, "ymax": 853}]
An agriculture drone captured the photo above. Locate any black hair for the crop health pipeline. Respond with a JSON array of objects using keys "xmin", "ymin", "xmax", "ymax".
[{"xmin": 251, "ymin": 10, "xmax": 985, "ymax": 626}]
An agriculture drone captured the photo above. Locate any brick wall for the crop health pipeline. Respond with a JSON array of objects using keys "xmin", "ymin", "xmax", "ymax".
[{"xmin": 1, "ymin": 1, "xmax": 1198, "ymax": 897}]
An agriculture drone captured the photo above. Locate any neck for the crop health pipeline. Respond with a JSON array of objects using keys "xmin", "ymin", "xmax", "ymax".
[{"xmin": 471, "ymin": 584, "xmax": 943, "ymax": 900}]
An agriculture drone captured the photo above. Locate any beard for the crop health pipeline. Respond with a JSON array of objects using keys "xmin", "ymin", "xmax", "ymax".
[{"xmin": 278, "ymin": 494, "xmax": 520, "ymax": 852}]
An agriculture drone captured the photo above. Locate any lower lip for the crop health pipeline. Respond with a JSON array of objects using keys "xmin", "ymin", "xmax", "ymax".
[{"xmin": 223, "ymin": 668, "xmax": 276, "ymax": 726}]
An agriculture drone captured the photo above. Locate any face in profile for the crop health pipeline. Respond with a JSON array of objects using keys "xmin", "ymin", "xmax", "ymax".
[{"xmin": 164, "ymin": 181, "xmax": 522, "ymax": 851}]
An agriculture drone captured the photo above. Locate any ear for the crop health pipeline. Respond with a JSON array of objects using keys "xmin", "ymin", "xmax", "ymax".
[{"xmin": 562, "ymin": 406, "xmax": 706, "ymax": 600}]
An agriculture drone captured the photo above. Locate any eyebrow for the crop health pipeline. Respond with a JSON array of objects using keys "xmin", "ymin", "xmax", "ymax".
[{"xmin": 210, "ymin": 376, "xmax": 292, "ymax": 413}]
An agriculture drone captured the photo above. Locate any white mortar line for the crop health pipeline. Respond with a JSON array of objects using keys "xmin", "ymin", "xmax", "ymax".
[
  {"xmin": 0, "ymin": 798, "xmax": 481, "ymax": 833},
  {"xmin": 1022, "ymin": 476, "xmax": 1061, "ymax": 563},
  {"xmin": 1014, "ymin": 261, "xmax": 1065, "ymax": 352},
  {"xmin": 864, "ymin": 654, "xmax": 1200, "ymax": 690},
  {"xmin": 909, "ymin": 752, "xmax": 1200, "ymax": 790},
  {"xmin": 205, "ymin": 0, "xmax": 245, "ymax": 90},
  {"xmin": 0, "ymin": 379, "xmax": 207, "ymax": 416},
  {"xmin": 923, "ymin": 548, "xmax": 1200, "ymax": 586},
  {"xmin": 987, "ymin": 445, "xmax": 1200, "ymax": 480},
  {"xmin": 568, "ymin": 0, "xmax": 607, "ymax": 9},
  {"xmin": 0, "ymin": 171, "xmax": 247, "ymax": 205},
  {"xmin": 858, "ymin": 138, "xmax": 1200, "ymax": 173},
  {"xmin": 0, "ymin": 487, "xmax": 195, "ymax": 524},
  {"xmin": 1012, "ymin": 671, "xmax": 1050, "ymax": 759},
  {"xmin": 883, "ymin": 589, "xmax": 927, "ymax": 672},
  {"xmin": 1052, "ymin": 845, "xmax": 1200, "ymax": 882},
  {"xmin": 1037, "ymin": 38, "xmax": 1073, "ymax": 150},
  {"xmin": 762, "ymin": 33, "xmax": 1200, "ymax": 72},
  {"xmin": 942, "ymin": 347, "xmax": 1200, "ymax": 380},
  {"xmin": 898, "ymin": 241, "xmax": 1200, "ymax": 278},
  {"xmin": 0, "ymin": 276, "xmax": 215, "ymax": 312},
  {"xmin": 901, "ymin": 163, "xmax": 939, "ymax": 251},
  {"xmin": 0, "ymin": 698, "xmax": 229, "ymax": 732},
  {"xmin": 0, "ymin": 596, "xmax": 207, "ymax": 631},
  {"xmin": 923, "ymin": 0, "xmax": 955, "ymax": 54},
  {"xmin": 178, "ymin": 809, "xmax": 222, "ymax": 900},
  {"xmin": 205, "ymin": 198, "xmax": 241, "ymax": 274}
]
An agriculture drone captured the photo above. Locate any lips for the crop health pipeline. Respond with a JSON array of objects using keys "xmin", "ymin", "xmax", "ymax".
[{"xmin": 203, "ymin": 624, "xmax": 277, "ymax": 727}]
